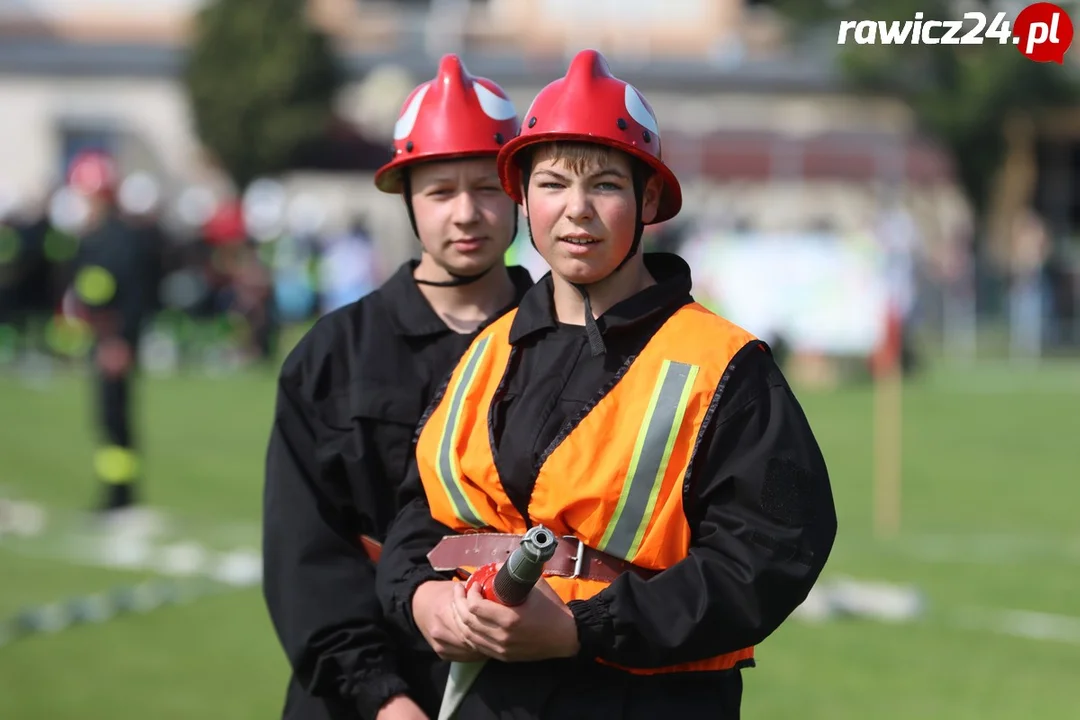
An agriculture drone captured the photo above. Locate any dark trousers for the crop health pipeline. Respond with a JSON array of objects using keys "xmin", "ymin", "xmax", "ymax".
[
  {"xmin": 94, "ymin": 368, "xmax": 138, "ymax": 510},
  {"xmin": 454, "ymin": 658, "xmax": 743, "ymax": 720},
  {"xmin": 100, "ymin": 372, "xmax": 132, "ymax": 447}
]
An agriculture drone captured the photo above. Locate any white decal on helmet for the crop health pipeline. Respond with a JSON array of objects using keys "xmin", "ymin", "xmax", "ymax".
[
  {"xmin": 474, "ymin": 82, "xmax": 517, "ymax": 121},
  {"xmin": 393, "ymin": 83, "xmax": 431, "ymax": 140},
  {"xmin": 624, "ymin": 84, "xmax": 659, "ymax": 135}
]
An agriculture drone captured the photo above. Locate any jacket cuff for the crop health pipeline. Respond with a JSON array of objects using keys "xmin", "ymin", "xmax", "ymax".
[
  {"xmin": 394, "ymin": 564, "xmax": 449, "ymax": 637},
  {"xmin": 568, "ymin": 594, "xmax": 615, "ymax": 659},
  {"xmin": 354, "ymin": 671, "xmax": 411, "ymax": 720}
]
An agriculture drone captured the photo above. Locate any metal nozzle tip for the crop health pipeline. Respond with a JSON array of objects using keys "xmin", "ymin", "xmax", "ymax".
[{"xmin": 525, "ymin": 525, "xmax": 555, "ymax": 547}]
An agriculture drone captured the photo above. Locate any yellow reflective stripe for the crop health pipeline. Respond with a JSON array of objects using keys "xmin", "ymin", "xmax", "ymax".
[
  {"xmin": 434, "ymin": 336, "xmax": 491, "ymax": 527},
  {"xmin": 598, "ymin": 360, "xmax": 699, "ymax": 560},
  {"xmin": 94, "ymin": 446, "xmax": 139, "ymax": 484}
]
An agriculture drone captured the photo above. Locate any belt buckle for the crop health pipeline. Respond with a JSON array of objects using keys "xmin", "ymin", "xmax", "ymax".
[{"xmin": 562, "ymin": 535, "xmax": 585, "ymax": 579}]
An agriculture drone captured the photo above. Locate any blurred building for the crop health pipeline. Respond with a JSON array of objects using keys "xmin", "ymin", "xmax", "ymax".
[{"xmin": 0, "ymin": 0, "xmax": 1077, "ymax": 268}]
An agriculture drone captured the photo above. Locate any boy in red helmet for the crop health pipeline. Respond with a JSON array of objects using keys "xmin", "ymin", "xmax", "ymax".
[
  {"xmin": 263, "ymin": 56, "xmax": 533, "ymax": 720},
  {"xmin": 377, "ymin": 50, "xmax": 837, "ymax": 718}
]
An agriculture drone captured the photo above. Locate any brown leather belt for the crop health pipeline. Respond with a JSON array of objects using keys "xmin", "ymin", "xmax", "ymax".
[{"xmin": 427, "ymin": 532, "xmax": 658, "ymax": 583}]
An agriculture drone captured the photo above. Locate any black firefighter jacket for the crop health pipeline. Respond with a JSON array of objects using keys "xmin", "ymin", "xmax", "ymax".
[{"xmin": 263, "ymin": 260, "xmax": 534, "ymax": 719}]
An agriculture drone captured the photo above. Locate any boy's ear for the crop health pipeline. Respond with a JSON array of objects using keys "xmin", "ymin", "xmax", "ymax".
[
  {"xmin": 640, "ymin": 174, "xmax": 662, "ymax": 224},
  {"xmin": 516, "ymin": 154, "xmax": 533, "ymax": 218}
]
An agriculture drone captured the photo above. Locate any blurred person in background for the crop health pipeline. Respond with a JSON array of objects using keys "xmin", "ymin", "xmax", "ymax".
[
  {"xmin": 876, "ymin": 195, "xmax": 922, "ymax": 374},
  {"xmin": 0, "ymin": 188, "xmax": 54, "ymax": 363},
  {"xmin": 116, "ymin": 171, "xmax": 168, "ymax": 330},
  {"xmin": 0, "ymin": 190, "xmax": 28, "ymax": 360},
  {"xmin": 318, "ymin": 215, "xmax": 381, "ymax": 315},
  {"xmin": 198, "ymin": 199, "xmax": 280, "ymax": 365},
  {"xmin": 232, "ymin": 242, "xmax": 277, "ymax": 363},
  {"xmin": 376, "ymin": 49, "xmax": 836, "ymax": 719},
  {"xmin": 67, "ymin": 152, "xmax": 159, "ymax": 514},
  {"xmin": 263, "ymin": 54, "xmax": 534, "ymax": 720},
  {"xmin": 1008, "ymin": 208, "xmax": 1052, "ymax": 360},
  {"xmin": 266, "ymin": 228, "xmax": 315, "ymax": 342}
]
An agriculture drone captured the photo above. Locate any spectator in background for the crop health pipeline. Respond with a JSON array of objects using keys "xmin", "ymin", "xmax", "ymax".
[
  {"xmin": 116, "ymin": 172, "xmax": 168, "ymax": 328},
  {"xmin": 232, "ymin": 243, "xmax": 277, "ymax": 363},
  {"xmin": 876, "ymin": 196, "xmax": 922, "ymax": 374},
  {"xmin": 318, "ymin": 215, "xmax": 381, "ymax": 315},
  {"xmin": 0, "ymin": 189, "xmax": 54, "ymax": 363},
  {"xmin": 1008, "ymin": 208, "xmax": 1052, "ymax": 360},
  {"xmin": 67, "ymin": 152, "xmax": 159, "ymax": 513}
]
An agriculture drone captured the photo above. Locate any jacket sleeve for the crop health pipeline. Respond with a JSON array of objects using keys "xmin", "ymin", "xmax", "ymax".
[
  {"xmin": 568, "ymin": 344, "xmax": 838, "ymax": 668},
  {"xmin": 375, "ymin": 460, "xmax": 457, "ymax": 647},
  {"xmin": 262, "ymin": 352, "xmax": 410, "ymax": 719}
]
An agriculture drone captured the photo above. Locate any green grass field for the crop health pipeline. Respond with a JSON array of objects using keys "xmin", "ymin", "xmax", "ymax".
[{"xmin": 1, "ymin": 355, "xmax": 1078, "ymax": 719}]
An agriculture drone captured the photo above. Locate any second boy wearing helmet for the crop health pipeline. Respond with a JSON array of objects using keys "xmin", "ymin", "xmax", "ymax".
[{"xmin": 263, "ymin": 55, "xmax": 533, "ymax": 720}]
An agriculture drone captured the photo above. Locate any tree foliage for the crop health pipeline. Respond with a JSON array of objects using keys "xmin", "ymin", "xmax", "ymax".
[
  {"xmin": 184, "ymin": 0, "xmax": 344, "ymax": 189},
  {"xmin": 775, "ymin": 0, "xmax": 1079, "ymax": 218}
]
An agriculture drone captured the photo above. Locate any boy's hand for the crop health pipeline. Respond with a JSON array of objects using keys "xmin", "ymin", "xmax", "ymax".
[{"xmin": 450, "ymin": 575, "xmax": 580, "ymax": 662}]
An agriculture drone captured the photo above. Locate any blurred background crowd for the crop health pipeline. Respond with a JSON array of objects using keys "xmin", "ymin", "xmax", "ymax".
[
  {"xmin": 0, "ymin": 168, "xmax": 383, "ymax": 374},
  {"xmin": 2, "ymin": 1, "xmax": 1079, "ymax": 718},
  {"xmin": 1, "ymin": 0, "xmax": 1077, "ymax": 382}
]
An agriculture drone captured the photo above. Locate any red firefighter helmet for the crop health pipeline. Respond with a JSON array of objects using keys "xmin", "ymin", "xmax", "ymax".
[
  {"xmin": 67, "ymin": 150, "xmax": 119, "ymax": 199},
  {"xmin": 374, "ymin": 54, "xmax": 520, "ymax": 194},
  {"xmin": 497, "ymin": 49, "xmax": 681, "ymax": 224}
]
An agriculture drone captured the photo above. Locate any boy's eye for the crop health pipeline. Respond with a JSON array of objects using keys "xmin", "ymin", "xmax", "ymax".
[
  {"xmin": 596, "ymin": 182, "xmax": 621, "ymax": 190},
  {"xmin": 538, "ymin": 181, "xmax": 564, "ymax": 189}
]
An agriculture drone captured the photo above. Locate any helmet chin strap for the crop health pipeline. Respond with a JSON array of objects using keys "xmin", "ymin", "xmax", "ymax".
[
  {"xmin": 413, "ymin": 270, "xmax": 491, "ymax": 288},
  {"xmin": 522, "ymin": 171, "xmax": 646, "ymax": 357},
  {"xmin": 403, "ymin": 173, "xmax": 516, "ymax": 287}
]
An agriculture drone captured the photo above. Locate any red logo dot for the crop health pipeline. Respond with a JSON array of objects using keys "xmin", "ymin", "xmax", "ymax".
[{"xmin": 1013, "ymin": 2, "xmax": 1074, "ymax": 64}]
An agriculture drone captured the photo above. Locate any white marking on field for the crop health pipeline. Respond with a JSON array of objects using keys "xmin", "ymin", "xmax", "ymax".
[
  {"xmin": 793, "ymin": 577, "xmax": 925, "ymax": 624},
  {"xmin": 0, "ymin": 499, "xmax": 48, "ymax": 538},
  {"xmin": 842, "ymin": 533, "xmax": 1080, "ymax": 566},
  {"xmin": 955, "ymin": 607, "xmax": 1080, "ymax": 645},
  {"xmin": 796, "ymin": 578, "xmax": 1080, "ymax": 646},
  {"xmin": 0, "ymin": 499, "xmax": 262, "ymax": 588}
]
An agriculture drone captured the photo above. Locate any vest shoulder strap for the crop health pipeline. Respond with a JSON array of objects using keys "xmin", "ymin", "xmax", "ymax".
[{"xmin": 648, "ymin": 302, "xmax": 760, "ymax": 369}]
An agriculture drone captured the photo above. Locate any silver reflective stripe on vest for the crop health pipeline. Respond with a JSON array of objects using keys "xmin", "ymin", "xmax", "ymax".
[
  {"xmin": 599, "ymin": 359, "xmax": 699, "ymax": 560},
  {"xmin": 435, "ymin": 336, "xmax": 490, "ymax": 528}
]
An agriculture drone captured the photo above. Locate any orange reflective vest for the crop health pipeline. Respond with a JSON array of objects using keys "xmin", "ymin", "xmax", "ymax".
[{"xmin": 415, "ymin": 301, "xmax": 758, "ymax": 674}]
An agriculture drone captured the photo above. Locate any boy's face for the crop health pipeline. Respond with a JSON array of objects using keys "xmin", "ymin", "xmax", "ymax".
[
  {"xmin": 409, "ymin": 157, "xmax": 517, "ymax": 277},
  {"xmin": 524, "ymin": 145, "xmax": 660, "ymax": 286}
]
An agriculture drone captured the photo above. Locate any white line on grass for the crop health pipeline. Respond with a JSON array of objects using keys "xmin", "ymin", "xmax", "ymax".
[
  {"xmin": 954, "ymin": 607, "xmax": 1080, "ymax": 645},
  {"xmin": 839, "ymin": 533, "xmax": 1080, "ymax": 566},
  {"xmin": 0, "ymin": 500, "xmax": 262, "ymax": 586},
  {"xmin": 11, "ymin": 500, "xmax": 1080, "ymax": 647},
  {"xmin": 899, "ymin": 534, "xmax": 1080, "ymax": 565},
  {"xmin": 796, "ymin": 578, "xmax": 1080, "ymax": 646}
]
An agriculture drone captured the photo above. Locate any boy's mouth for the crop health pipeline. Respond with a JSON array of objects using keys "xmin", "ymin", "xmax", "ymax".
[{"xmin": 559, "ymin": 234, "xmax": 601, "ymax": 245}]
